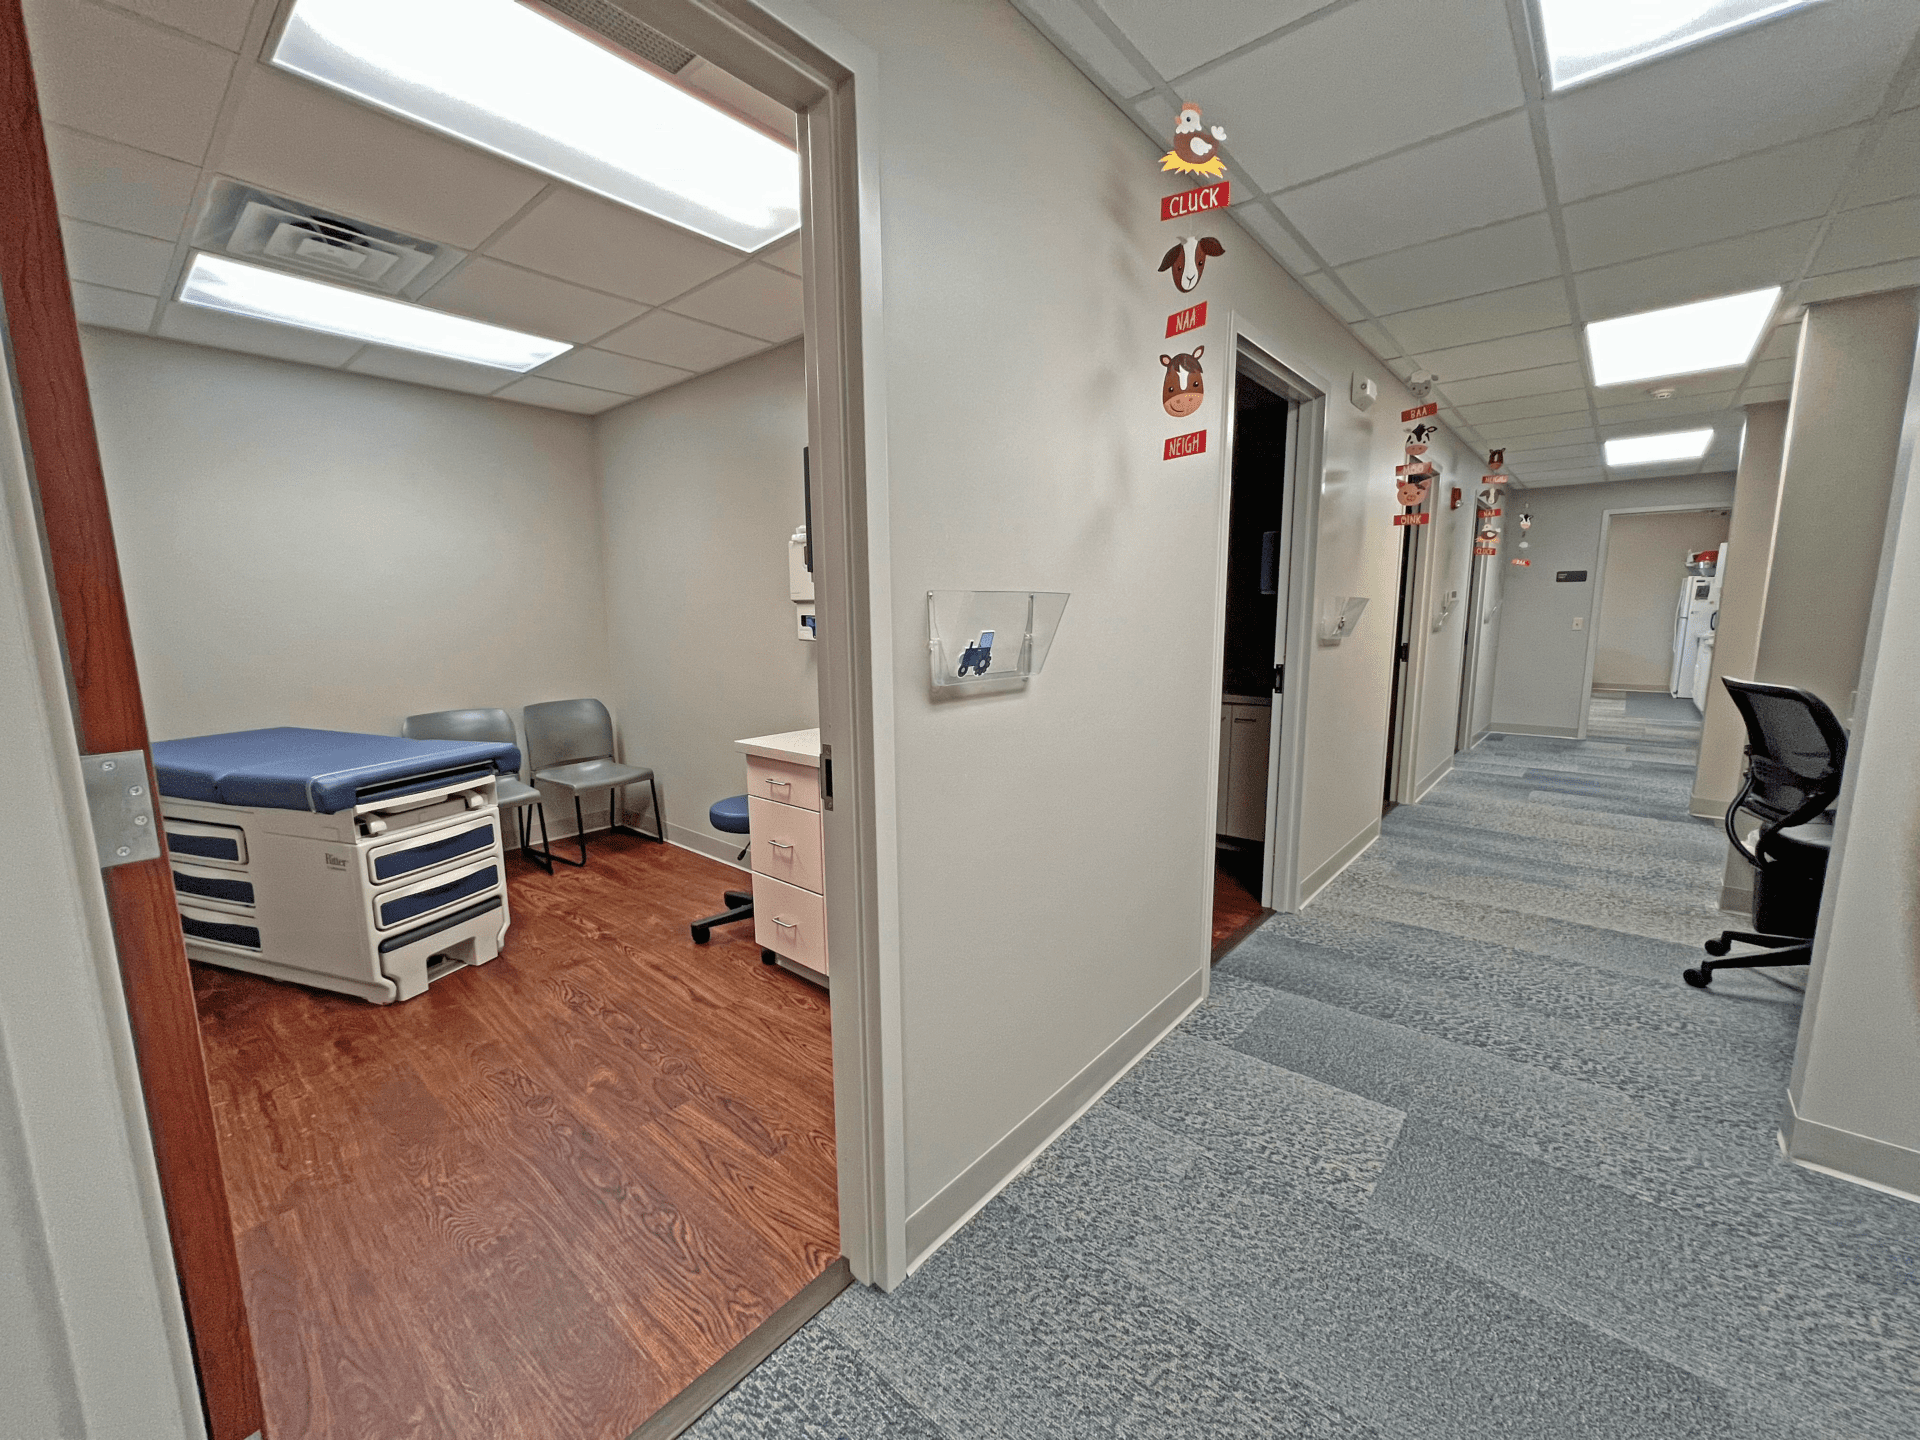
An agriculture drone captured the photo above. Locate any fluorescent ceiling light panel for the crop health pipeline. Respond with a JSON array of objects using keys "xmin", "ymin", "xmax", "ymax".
[
  {"xmin": 1605, "ymin": 429, "xmax": 1714, "ymax": 467},
  {"xmin": 178, "ymin": 253, "xmax": 570, "ymax": 370},
  {"xmin": 1585, "ymin": 287, "xmax": 1779, "ymax": 387},
  {"xmin": 272, "ymin": 0, "xmax": 800, "ymax": 251},
  {"xmin": 1535, "ymin": 0, "xmax": 1826, "ymax": 89}
]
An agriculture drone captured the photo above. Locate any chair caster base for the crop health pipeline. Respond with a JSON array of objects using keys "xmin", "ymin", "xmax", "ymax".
[
  {"xmin": 691, "ymin": 924, "xmax": 711, "ymax": 945},
  {"xmin": 1683, "ymin": 967, "xmax": 1711, "ymax": 989},
  {"xmin": 1703, "ymin": 937, "xmax": 1732, "ymax": 956},
  {"xmin": 762, "ymin": 949, "xmax": 778, "ymax": 965}
]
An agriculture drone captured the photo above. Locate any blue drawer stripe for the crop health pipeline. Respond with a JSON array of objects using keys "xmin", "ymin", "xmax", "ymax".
[
  {"xmin": 181, "ymin": 914, "xmax": 261, "ymax": 950},
  {"xmin": 172, "ymin": 871, "xmax": 255, "ymax": 906},
  {"xmin": 373, "ymin": 823, "xmax": 496, "ymax": 882},
  {"xmin": 168, "ymin": 831, "xmax": 241, "ymax": 862},
  {"xmin": 379, "ymin": 865, "xmax": 498, "ymax": 928}
]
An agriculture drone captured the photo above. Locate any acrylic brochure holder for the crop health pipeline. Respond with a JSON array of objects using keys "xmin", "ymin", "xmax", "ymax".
[{"xmin": 927, "ymin": 590, "xmax": 1070, "ymax": 688}]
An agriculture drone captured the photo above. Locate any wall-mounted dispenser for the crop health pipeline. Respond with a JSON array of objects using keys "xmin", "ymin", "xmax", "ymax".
[
  {"xmin": 1432, "ymin": 588, "xmax": 1459, "ymax": 631},
  {"xmin": 927, "ymin": 590, "xmax": 1069, "ymax": 687},
  {"xmin": 1318, "ymin": 596, "xmax": 1369, "ymax": 645},
  {"xmin": 789, "ymin": 524, "xmax": 815, "ymax": 640}
]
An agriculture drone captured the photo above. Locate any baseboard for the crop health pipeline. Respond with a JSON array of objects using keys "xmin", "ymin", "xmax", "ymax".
[
  {"xmin": 1690, "ymin": 792, "xmax": 1731, "ymax": 820},
  {"xmin": 1299, "ymin": 818, "xmax": 1380, "ymax": 908},
  {"xmin": 1717, "ymin": 882, "xmax": 1753, "ymax": 914},
  {"xmin": 1411, "ymin": 757, "xmax": 1452, "ymax": 803},
  {"xmin": 1486, "ymin": 722, "xmax": 1581, "ymax": 738},
  {"xmin": 625, "ymin": 1258, "xmax": 852, "ymax": 1439},
  {"xmin": 1779, "ymin": 1091, "xmax": 1920, "ymax": 1205},
  {"xmin": 666, "ymin": 821, "xmax": 750, "ymax": 869},
  {"xmin": 902, "ymin": 969, "xmax": 1206, "ymax": 1269}
]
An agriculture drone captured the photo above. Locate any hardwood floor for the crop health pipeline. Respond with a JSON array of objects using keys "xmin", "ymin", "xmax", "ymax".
[
  {"xmin": 1211, "ymin": 843, "xmax": 1269, "ymax": 960},
  {"xmin": 192, "ymin": 835, "xmax": 838, "ymax": 1440}
]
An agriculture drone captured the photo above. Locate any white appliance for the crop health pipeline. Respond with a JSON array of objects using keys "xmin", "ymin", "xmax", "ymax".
[
  {"xmin": 1690, "ymin": 633, "xmax": 1715, "ymax": 712},
  {"xmin": 1670, "ymin": 543, "xmax": 1725, "ymax": 698}
]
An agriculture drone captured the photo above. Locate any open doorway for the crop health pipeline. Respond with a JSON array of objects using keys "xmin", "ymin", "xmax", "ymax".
[
  {"xmin": 1381, "ymin": 518, "xmax": 1420, "ymax": 811},
  {"xmin": 8, "ymin": 0, "xmax": 879, "ymax": 1435},
  {"xmin": 1585, "ymin": 507, "xmax": 1732, "ymax": 731},
  {"xmin": 1211, "ymin": 358, "xmax": 1290, "ymax": 957}
]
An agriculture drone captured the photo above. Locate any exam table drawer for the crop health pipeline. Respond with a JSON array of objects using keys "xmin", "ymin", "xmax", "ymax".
[
  {"xmin": 748, "ymin": 796, "xmax": 823, "ymax": 893},
  {"xmin": 171, "ymin": 861, "xmax": 256, "ymax": 912},
  {"xmin": 164, "ymin": 818, "xmax": 248, "ymax": 866},
  {"xmin": 177, "ymin": 901, "xmax": 262, "ymax": 952},
  {"xmin": 373, "ymin": 859, "xmax": 500, "ymax": 932},
  {"xmin": 747, "ymin": 756, "xmax": 819, "ymax": 812},
  {"xmin": 368, "ymin": 818, "xmax": 497, "ymax": 885},
  {"xmin": 752, "ymin": 873, "xmax": 826, "ymax": 974}
]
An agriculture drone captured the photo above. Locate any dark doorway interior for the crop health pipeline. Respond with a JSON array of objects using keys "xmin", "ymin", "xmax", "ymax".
[{"xmin": 1382, "ymin": 521, "xmax": 1419, "ymax": 813}]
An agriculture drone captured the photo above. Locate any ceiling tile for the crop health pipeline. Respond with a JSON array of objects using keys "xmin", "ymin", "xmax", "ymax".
[
  {"xmin": 669, "ymin": 264, "xmax": 804, "ymax": 341},
  {"xmin": 1795, "ymin": 257, "xmax": 1920, "ymax": 305},
  {"xmin": 759, "ymin": 235, "xmax": 803, "ymax": 277},
  {"xmin": 1014, "ymin": 0, "xmax": 1156, "ymax": 96},
  {"xmin": 1744, "ymin": 357, "xmax": 1795, "ymax": 388},
  {"xmin": 1452, "ymin": 386, "xmax": 1591, "ymax": 425},
  {"xmin": 111, "ymin": 0, "xmax": 253, "ymax": 50},
  {"xmin": 156, "ymin": 301, "xmax": 362, "ymax": 367},
  {"xmin": 43, "ymin": 127, "xmax": 200, "ymax": 239},
  {"xmin": 1590, "ymin": 368, "xmax": 1744, "ymax": 405},
  {"xmin": 22, "ymin": 0, "xmax": 233, "ymax": 164},
  {"xmin": 1478, "ymin": 422, "xmax": 1595, "ymax": 447},
  {"xmin": 1843, "ymin": 108, "xmax": 1920, "ymax": 209},
  {"xmin": 1376, "ymin": 279, "xmax": 1571, "ymax": 353},
  {"xmin": 530, "ymin": 347, "xmax": 691, "ymax": 397},
  {"xmin": 1339, "ymin": 213, "xmax": 1560, "ymax": 315},
  {"xmin": 1808, "ymin": 197, "xmax": 1920, "ymax": 276},
  {"xmin": 61, "ymin": 219, "xmax": 175, "ymax": 295},
  {"xmin": 597, "ymin": 310, "xmax": 769, "ymax": 371},
  {"xmin": 1200, "ymin": 0, "xmax": 1523, "ymax": 191},
  {"xmin": 1277, "ymin": 114, "xmax": 1543, "ymax": 267},
  {"xmin": 423, "ymin": 258, "xmax": 643, "ymax": 344},
  {"xmin": 220, "ymin": 69, "xmax": 548, "ymax": 249},
  {"xmin": 1561, "ymin": 128, "xmax": 1861, "ymax": 272},
  {"xmin": 1294, "ymin": 270, "xmax": 1365, "ymax": 324},
  {"xmin": 1403, "ymin": 327, "xmax": 1579, "ymax": 384},
  {"xmin": 1543, "ymin": 1, "xmax": 1919, "ymax": 201},
  {"xmin": 1504, "ymin": 441, "xmax": 1599, "ymax": 461},
  {"xmin": 1596, "ymin": 394, "xmax": 1737, "ymax": 426},
  {"xmin": 345, "ymin": 347, "xmax": 511, "ymax": 397},
  {"xmin": 72, "ymin": 281, "xmax": 157, "ymax": 333},
  {"xmin": 487, "ymin": 187, "xmax": 739, "ymax": 305},
  {"xmin": 1573, "ymin": 221, "xmax": 1822, "ymax": 319},
  {"xmin": 494, "ymin": 376, "xmax": 632, "ymax": 415},
  {"xmin": 1740, "ymin": 382, "xmax": 1794, "ymax": 403},
  {"xmin": 1229, "ymin": 204, "xmax": 1316, "ymax": 273},
  {"xmin": 1438, "ymin": 362, "xmax": 1586, "ymax": 407},
  {"xmin": 1350, "ymin": 320, "xmax": 1401, "ymax": 358},
  {"xmin": 1100, "ymin": 0, "xmax": 1327, "ymax": 82}
]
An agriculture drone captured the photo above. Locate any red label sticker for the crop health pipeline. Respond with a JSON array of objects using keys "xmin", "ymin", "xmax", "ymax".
[
  {"xmin": 1165, "ymin": 301, "xmax": 1208, "ymax": 338},
  {"xmin": 1482, "ymin": 474, "xmax": 1509, "ymax": 484},
  {"xmin": 1160, "ymin": 181, "xmax": 1231, "ymax": 222},
  {"xmin": 1478, "ymin": 508, "xmax": 1503, "ymax": 517},
  {"xmin": 1392, "ymin": 513, "xmax": 1432, "ymax": 526},
  {"xmin": 1402, "ymin": 402, "xmax": 1438, "ymax": 422},
  {"xmin": 1164, "ymin": 429, "xmax": 1208, "ymax": 461},
  {"xmin": 1511, "ymin": 558, "xmax": 1531, "ymax": 566},
  {"xmin": 1395, "ymin": 463, "xmax": 1435, "ymax": 476},
  {"xmin": 1475, "ymin": 546, "xmax": 1499, "ymax": 555}
]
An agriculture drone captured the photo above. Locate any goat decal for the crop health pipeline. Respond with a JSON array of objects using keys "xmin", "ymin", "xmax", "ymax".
[
  {"xmin": 1159, "ymin": 235, "xmax": 1224, "ymax": 294},
  {"xmin": 1160, "ymin": 346, "xmax": 1206, "ymax": 418}
]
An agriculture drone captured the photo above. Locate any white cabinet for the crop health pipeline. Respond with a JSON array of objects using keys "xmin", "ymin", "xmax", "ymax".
[
  {"xmin": 736, "ymin": 729, "xmax": 827, "ymax": 983},
  {"xmin": 1218, "ymin": 699, "xmax": 1271, "ymax": 842}
]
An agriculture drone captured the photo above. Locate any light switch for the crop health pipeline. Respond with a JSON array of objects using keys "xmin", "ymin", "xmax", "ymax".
[{"xmin": 1572, "ymin": 616, "xmax": 1584, "ymax": 631}]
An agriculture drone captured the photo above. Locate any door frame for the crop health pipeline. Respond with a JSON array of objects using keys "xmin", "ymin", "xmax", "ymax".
[
  {"xmin": 3, "ymin": 7, "xmax": 906, "ymax": 1439},
  {"xmin": 1206, "ymin": 317, "xmax": 1327, "ymax": 920}
]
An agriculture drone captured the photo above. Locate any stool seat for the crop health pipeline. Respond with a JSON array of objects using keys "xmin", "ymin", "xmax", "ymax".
[{"xmin": 710, "ymin": 794, "xmax": 751, "ymax": 834}]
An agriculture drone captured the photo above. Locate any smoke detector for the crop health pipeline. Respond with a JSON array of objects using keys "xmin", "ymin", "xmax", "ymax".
[
  {"xmin": 191, "ymin": 181, "xmax": 463, "ymax": 299},
  {"xmin": 1649, "ymin": 385, "xmax": 1678, "ymax": 400}
]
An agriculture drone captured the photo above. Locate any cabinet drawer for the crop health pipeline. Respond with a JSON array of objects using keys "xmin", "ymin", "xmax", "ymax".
[
  {"xmin": 368, "ymin": 817, "xmax": 497, "ymax": 885},
  {"xmin": 373, "ymin": 858, "xmax": 500, "ymax": 932},
  {"xmin": 748, "ymin": 796, "xmax": 823, "ymax": 893},
  {"xmin": 746, "ymin": 756, "xmax": 819, "ymax": 812},
  {"xmin": 752, "ymin": 872, "xmax": 827, "ymax": 974},
  {"xmin": 164, "ymin": 817, "xmax": 248, "ymax": 866},
  {"xmin": 171, "ymin": 860, "xmax": 256, "ymax": 913}
]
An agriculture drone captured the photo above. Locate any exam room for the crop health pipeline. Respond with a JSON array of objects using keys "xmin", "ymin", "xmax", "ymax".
[{"xmin": 30, "ymin": 0, "xmax": 837, "ymax": 1433}]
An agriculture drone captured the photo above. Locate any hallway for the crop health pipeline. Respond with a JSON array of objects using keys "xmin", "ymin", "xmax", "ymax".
[{"xmin": 691, "ymin": 705, "xmax": 1919, "ymax": 1439}]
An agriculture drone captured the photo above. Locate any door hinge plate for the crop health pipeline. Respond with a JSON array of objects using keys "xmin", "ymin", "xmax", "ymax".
[
  {"xmin": 819, "ymin": 742, "xmax": 833, "ymax": 811},
  {"xmin": 82, "ymin": 751, "xmax": 161, "ymax": 868},
  {"xmin": 1272, "ymin": 663, "xmax": 1285, "ymax": 693}
]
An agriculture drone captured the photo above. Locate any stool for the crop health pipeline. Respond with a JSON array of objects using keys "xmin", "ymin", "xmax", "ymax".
[{"xmin": 690, "ymin": 795, "xmax": 755, "ymax": 945}]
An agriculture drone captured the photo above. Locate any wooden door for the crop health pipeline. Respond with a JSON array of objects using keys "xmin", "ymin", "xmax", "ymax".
[{"xmin": 0, "ymin": 4, "xmax": 264, "ymax": 1436}]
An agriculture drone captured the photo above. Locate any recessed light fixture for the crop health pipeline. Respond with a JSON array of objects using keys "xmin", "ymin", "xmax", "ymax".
[
  {"xmin": 271, "ymin": 0, "xmax": 800, "ymax": 252},
  {"xmin": 1605, "ymin": 429, "xmax": 1714, "ymax": 467},
  {"xmin": 1535, "ymin": 0, "xmax": 1826, "ymax": 90},
  {"xmin": 178, "ymin": 253, "xmax": 571, "ymax": 371},
  {"xmin": 1585, "ymin": 287, "xmax": 1780, "ymax": 388}
]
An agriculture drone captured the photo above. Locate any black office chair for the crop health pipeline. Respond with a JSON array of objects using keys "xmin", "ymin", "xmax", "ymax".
[{"xmin": 1684, "ymin": 678, "xmax": 1847, "ymax": 989}]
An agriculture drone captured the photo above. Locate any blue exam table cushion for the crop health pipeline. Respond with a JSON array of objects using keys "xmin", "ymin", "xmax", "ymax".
[{"xmin": 152, "ymin": 727, "xmax": 522, "ymax": 814}]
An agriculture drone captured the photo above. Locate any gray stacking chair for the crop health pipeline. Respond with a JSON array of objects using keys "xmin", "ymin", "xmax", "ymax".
[
  {"xmin": 522, "ymin": 698, "xmax": 663, "ymax": 867},
  {"xmin": 402, "ymin": 707, "xmax": 553, "ymax": 873}
]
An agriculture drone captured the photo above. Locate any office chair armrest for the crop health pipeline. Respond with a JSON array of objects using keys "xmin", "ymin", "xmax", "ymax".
[{"xmin": 1724, "ymin": 777, "xmax": 1761, "ymax": 867}]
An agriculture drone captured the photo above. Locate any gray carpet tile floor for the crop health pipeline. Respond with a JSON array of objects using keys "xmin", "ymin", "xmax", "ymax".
[{"xmin": 687, "ymin": 698, "xmax": 1920, "ymax": 1440}]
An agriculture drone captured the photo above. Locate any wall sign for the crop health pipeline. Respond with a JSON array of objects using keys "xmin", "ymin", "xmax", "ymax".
[
  {"xmin": 1393, "ymin": 513, "xmax": 1431, "ymax": 526},
  {"xmin": 1556, "ymin": 570, "xmax": 1588, "ymax": 583},
  {"xmin": 1164, "ymin": 429, "xmax": 1207, "ymax": 460},
  {"xmin": 1161, "ymin": 181, "xmax": 1230, "ymax": 221},
  {"xmin": 1512, "ymin": 558, "xmax": 1531, "ymax": 567},
  {"xmin": 1161, "ymin": 102, "xmax": 1229, "ymax": 179},
  {"xmin": 1166, "ymin": 301, "xmax": 1207, "ymax": 338},
  {"xmin": 1402, "ymin": 402, "xmax": 1438, "ymax": 422},
  {"xmin": 1475, "ymin": 546, "xmax": 1498, "ymax": 556}
]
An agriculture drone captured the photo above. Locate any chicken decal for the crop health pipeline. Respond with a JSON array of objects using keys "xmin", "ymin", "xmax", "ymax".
[
  {"xmin": 1162, "ymin": 102, "xmax": 1228, "ymax": 180},
  {"xmin": 1160, "ymin": 346, "xmax": 1205, "ymax": 418}
]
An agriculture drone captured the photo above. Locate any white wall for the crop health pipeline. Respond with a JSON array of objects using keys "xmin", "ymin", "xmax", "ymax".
[
  {"xmin": 596, "ymin": 341, "xmax": 817, "ymax": 860},
  {"xmin": 810, "ymin": 0, "xmax": 1454, "ymax": 1247},
  {"xmin": 1489, "ymin": 473, "xmax": 1735, "ymax": 734},
  {"xmin": 1784, "ymin": 306, "xmax": 1920, "ymax": 1197},
  {"xmin": 1590, "ymin": 508, "xmax": 1730, "ymax": 691},
  {"xmin": 79, "ymin": 329, "xmax": 620, "ymax": 832}
]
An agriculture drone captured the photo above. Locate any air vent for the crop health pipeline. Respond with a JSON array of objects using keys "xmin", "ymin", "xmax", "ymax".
[
  {"xmin": 191, "ymin": 181, "xmax": 463, "ymax": 299},
  {"xmin": 533, "ymin": 0, "xmax": 696, "ymax": 72}
]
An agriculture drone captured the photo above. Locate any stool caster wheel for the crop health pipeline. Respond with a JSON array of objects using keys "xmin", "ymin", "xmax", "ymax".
[
  {"xmin": 1683, "ymin": 967, "xmax": 1711, "ymax": 989},
  {"xmin": 762, "ymin": 949, "xmax": 778, "ymax": 965},
  {"xmin": 1704, "ymin": 937, "xmax": 1732, "ymax": 956},
  {"xmin": 691, "ymin": 924, "xmax": 711, "ymax": 945}
]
